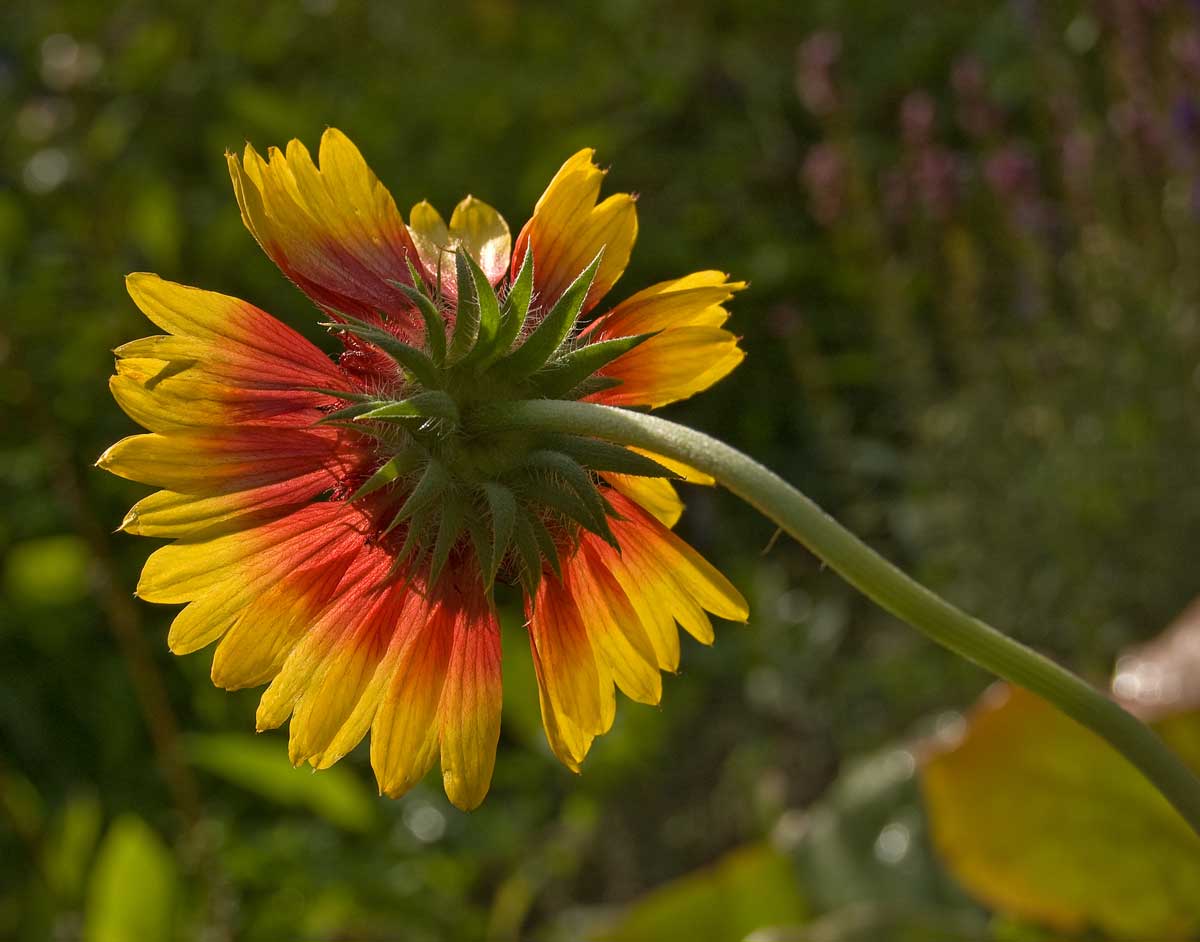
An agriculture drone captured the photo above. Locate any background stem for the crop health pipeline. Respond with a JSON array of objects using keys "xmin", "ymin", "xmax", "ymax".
[{"xmin": 498, "ymin": 399, "xmax": 1200, "ymax": 835}]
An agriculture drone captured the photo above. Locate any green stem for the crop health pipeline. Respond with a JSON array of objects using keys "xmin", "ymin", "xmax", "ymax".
[{"xmin": 499, "ymin": 399, "xmax": 1200, "ymax": 835}]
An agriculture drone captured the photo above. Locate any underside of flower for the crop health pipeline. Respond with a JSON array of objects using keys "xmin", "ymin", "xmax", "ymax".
[
  {"xmin": 99, "ymin": 130, "xmax": 750, "ymax": 810},
  {"xmin": 320, "ymin": 246, "xmax": 673, "ymax": 598}
]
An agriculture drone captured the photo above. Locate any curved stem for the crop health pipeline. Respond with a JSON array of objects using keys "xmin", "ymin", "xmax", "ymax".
[{"xmin": 498, "ymin": 399, "xmax": 1200, "ymax": 835}]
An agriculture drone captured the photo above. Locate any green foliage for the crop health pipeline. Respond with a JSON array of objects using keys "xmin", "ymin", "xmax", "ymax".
[
  {"xmin": 3, "ymin": 0, "xmax": 1199, "ymax": 939},
  {"xmin": 84, "ymin": 815, "xmax": 176, "ymax": 942},
  {"xmin": 597, "ymin": 844, "xmax": 807, "ymax": 942},
  {"xmin": 4, "ymin": 534, "xmax": 91, "ymax": 606},
  {"xmin": 186, "ymin": 734, "xmax": 378, "ymax": 833}
]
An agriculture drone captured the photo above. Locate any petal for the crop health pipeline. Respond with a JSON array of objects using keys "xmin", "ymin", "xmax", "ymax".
[
  {"xmin": 601, "ymin": 472, "xmax": 684, "ymax": 528},
  {"xmin": 629, "ymin": 448, "xmax": 715, "ymax": 486},
  {"xmin": 288, "ymin": 574, "xmax": 409, "ymax": 766},
  {"xmin": 449, "ymin": 196, "xmax": 511, "ymax": 286},
  {"xmin": 371, "ymin": 600, "xmax": 456, "ymax": 798},
  {"xmin": 589, "ymin": 271, "xmax": 745, "ymax": 335},
  {"xmin": 98, "ymin": 428, "xmax": 350, "ymax": 494},
  {"xmin": 587, "ymin": 326, "xmax": 745, "ymax": 409},
  {"xmin": 408, "ymin": 196, "xmax": 512, "ymax": 297},
  {"xmin": 569, "ymin": 543, "xmax": 662, "ymax": 706},
  {"xmin": 210, "ymin": 548, "xmax": 360, "ymax": 690},
  {"xmin": 408, "ymin": 200, "xmax": 453, "ymax": 290},
  {"xmin": 528, "ymin": 574, "xmax": 610, "ymax": 768},
  {"xmin": 609, "ymin": 492, "xmax": 748, "ymax": 624},
  {"xmin": 159, "ymin": 507, "xmax": 367, "ymax": 655},
  {"xmin": 136, "ymin": 501, "xmax": 363, "ymax": 604},
  {"xmin": 511, "ymin": 149, "xmax": 637, "ymax": 314},
  {"xmin": 307, "ymin": 588, "xmax": 428, "ymax": 770},
  {"xmin": 125, "ymin": 274, "xmax": 346, "ymax": 378},
  {"xmin": 120, "ymin": 475, "xmax": 335, "ymax": 539},
  {"xmin": 109, "ymin": 367, "xmax": 327, "ymax": 433},
  {"xmin": 255, "ymin": 556, "xmax": 387, "ymax": 732},
  {"xmin": 112, "ymin": 336, "xmax": 341, "ymax": 430},
  {"xmin": 589, "ymin": 538, "xmax": 681, "ymax": 673},
  {"xmin": 227, "ymin": 129, "xmax": 423, "ymax": 331},
  {"xmin": 585, "ymin": 271, "xmax": 745, "ymax": 408},
  {"xmin": 437, "ymin": 589, "xmax": 503, "ymax": 810},
  {"xmin": 579, "ymin": 491, "xmax": 748, "ymax": 665}
]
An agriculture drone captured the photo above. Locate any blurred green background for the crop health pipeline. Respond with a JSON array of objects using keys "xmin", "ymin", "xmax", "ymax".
[{"xmin": 3, "ymin": 1, "xmax": 1200, "ymax": 939}]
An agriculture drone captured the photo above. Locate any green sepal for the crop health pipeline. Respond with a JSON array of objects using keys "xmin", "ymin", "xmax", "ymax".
[
  {"xmin": 511, "ymin": 508, "xmax": 545, "ymax": 595},
  {"xmin": 301, "ymin": 386, "xmax": 373, "ymax": 402},
  {"xmin": 487, "ymin": 243, "xmax": 534, "ymax": 367},
  {"xmin": 322, "ymin": 314, "xmax": 442, "ymax": 390},
  {"xmin": 446, "ymin": 251, "xmax": 480, "ymax": 365},
  {"xmin": 456, "ymin": 250, "xmax": 503, "ymax": 368},
  {"xmin": 495, "ymin": 250, "xmax": 603, "ymax": 381},
  {"xmin": 465, "ymin": 515, "xmax": 495, "ymax": 593},
  {"xmin": 348, "ymin": 445, "xmax": 425, "ymax": 502},
  {"xmin": 404, "ymin": 254, "xmax": 429, "ymax": 294},
  {"xmin": 527, "ymin": 332, "xmax": 655, "ymax": 399},
  {"xmin": 538, "ymin": 434, "xmax": 679, "ymax": 478},
  {"xmin": 523, "ymin": 508, "xmax": 563, "ymax": 580},
  {"xmin": 313, "ymin": 400, "xmax": 387, "ymax": 426},
  {"xmin": 565, "ymin": 375, "xmax": 624, "ymax": 400},
  {"xmin": 355, "ymin": 390, "xmax": 459, "ymax": 425},
  {"xmin": 395, "ymin": 262, "xmax": 448, "ymax": 365},
  {"xmin": 480, "ymin": 483, "xmax": 517, "ymax": 588},
  {"xmin": 428, "ymin": 499, "xmax": 465, "ymax": 589},
  {"xmin": 522, "ymin": 450, "xmax": 617, "ymax": 546},
  {"xmin": 381, "ymin": 458, "xmax": 449, "ymax": 536},
  {"xmin": 384, "ymin": 506, "xmax": 433, "ymax": 582}
]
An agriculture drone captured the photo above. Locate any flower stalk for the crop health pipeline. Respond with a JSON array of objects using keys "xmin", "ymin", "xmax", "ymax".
[{"xmin": 496, "ymin": 398, "xmax": 1200, "ymax": 835}]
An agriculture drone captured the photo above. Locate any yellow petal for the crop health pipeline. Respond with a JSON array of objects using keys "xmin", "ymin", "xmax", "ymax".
[
  {"xmin": 227, "ymin": 129, "xmax": 423, "ymax": 328},
  {"xmin": 621, "ymin": 509, "xmax": 749, "ymax": 624},
  {"xmin": 513, "ymin": 148, "xmax": 638, "ymax": 314},
  {"xmin": 602, "ymin": 472, "xmax": 684, "ymax": 528},
  {"xmin": 572, "ymin": 544, "xmax": 662, "ymax": 706},
  {"xmin": 136, "ymin": 502, "xmax": 355, "ymax": 603},
  {"xmin": 120, "ymin": 478, "xmax": 330, "ymax": 539},
  {"xmin": 594, "ymin": 272, "xmax": 745, "ymax": 335},
  {"xmin": 308, "ymin": 591, "xmax": 426, "ymax": 770},
  {"xmin": 409, "ymin": 196, "xmax": 512, "ymax": 293},
  {"xmin": 629, "ymin": 448, "xmax": 715, "ymax": 486},
  {"xmin": 98, "ymin": 429, "xmax": 342, "ymax": 494},
  {"xmin": 529, "ymin": 576, "xmax": 607, "ymax": 766},
  {"xmin": 371, "ymin": 605, "xmax": 455, "ymax": 798},
  {"xmin": 210, "ymin": 555, "xmax": 354, "ymax": 690},
  {"xmin": 591, "ymin": 326, "xmax": 745, "ymax": 409},
  {"xmin": 438, "ymin": 600, "xmax": 503, "ymax": 810},
  {"xmin": 408, "ymin": 200, "xmax": 452, "ymax": 289},
  {"xmin": 448, "ymin": 196, "xmax": 511, "ymax": 286},
  {"xmin": 288, "ymin": 599, "xmax": 391, "ymax": 766},
  {"xmin": 590, "ymin": 541, "xmax": 681, "ymax": 673}
]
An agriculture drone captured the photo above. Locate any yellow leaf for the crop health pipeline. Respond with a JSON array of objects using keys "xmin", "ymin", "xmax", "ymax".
[{"xmin": 921, "ymin": 684, "xmax": 1200, "ymax": 940}]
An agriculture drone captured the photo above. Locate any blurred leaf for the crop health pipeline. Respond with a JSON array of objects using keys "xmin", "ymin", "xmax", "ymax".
[
  {"xmin": 921, "ymin": 684, "xmax": 1200, "ymax": 940},
  {"xmin": 84, "ymin": 815, "xmax": 175, "ymax": 942},
  {"xmin": 597, "ymin": 843, "xmax": 807, "ymax": 942},
  {"xmin": 0, "ymin": 770, "xmax": 44, "ymax": 834},
  {"xmin": 790, "ymin": 747, "xmax": 962, "ymax": 915},
  {"xmin": 3, "ymin": 535, "xmax": 90, "ymax": 608},
  {"xmin": 186, "ymin": 733, "xmax": 377, "ymax": 832},
  {"xmin": 129, "ymin": 181, "xmax": 181, "ymax": 268},
  {"xmin": 46, "ymin": 792, "xmax": 102, "ymax": 901},
  {"xmin": 749, "ymin": 902, "xmax": 990, "ymax": 942}
]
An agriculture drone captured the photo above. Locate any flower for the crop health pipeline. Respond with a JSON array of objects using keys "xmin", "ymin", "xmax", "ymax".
[{"xmin": 100, "ymin": 129, "xmax": 749, "ymax": 810}]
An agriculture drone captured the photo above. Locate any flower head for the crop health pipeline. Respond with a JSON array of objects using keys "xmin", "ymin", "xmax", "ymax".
[{"xmin": 100, "ymin": 129, "xmax": 748, "ymax": 809}]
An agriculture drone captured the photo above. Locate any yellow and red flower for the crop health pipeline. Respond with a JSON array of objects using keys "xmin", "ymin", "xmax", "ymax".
[{"xmin": 100, "ymin": 129, "xmax": 748, "ymax": 810}]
